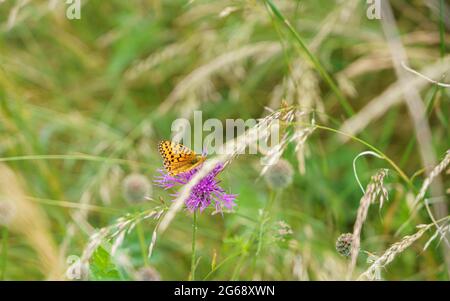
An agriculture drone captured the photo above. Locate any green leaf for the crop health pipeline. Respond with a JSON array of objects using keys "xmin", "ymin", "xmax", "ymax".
[{"xmin": 89, "ymin": 246, "xmax": 122, "ymax": 281}]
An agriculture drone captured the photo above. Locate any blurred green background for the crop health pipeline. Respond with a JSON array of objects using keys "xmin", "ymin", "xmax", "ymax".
[{"xmin": 0, "ymin": 0, "xmax": 449, "ymax": 280}]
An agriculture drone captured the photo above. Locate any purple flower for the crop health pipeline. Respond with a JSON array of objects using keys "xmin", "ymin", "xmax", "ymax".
[{"xmin": 154, "ymin": 163, "xmax": 237, "ymax": 214}]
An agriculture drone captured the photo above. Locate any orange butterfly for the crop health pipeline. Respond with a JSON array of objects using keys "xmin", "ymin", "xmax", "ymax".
[{"xmin": 158, "ymin": 140, "xmax": 206, "ymax": 176}]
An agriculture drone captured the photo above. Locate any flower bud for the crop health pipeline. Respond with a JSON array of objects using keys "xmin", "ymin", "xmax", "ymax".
[{"xmin": 336, "ymin": 233, "xmax": 353, "ymax": 257}]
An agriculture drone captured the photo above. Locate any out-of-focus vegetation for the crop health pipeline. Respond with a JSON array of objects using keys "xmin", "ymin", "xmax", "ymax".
[{"xmin": 0, "ymin": 0, "xmax": 449, "ymax": 280}]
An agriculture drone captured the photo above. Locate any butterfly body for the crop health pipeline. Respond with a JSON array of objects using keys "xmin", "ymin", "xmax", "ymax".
[{"xmin": 158, "ymin": 140, "xmax": 206, "ymax": 176}]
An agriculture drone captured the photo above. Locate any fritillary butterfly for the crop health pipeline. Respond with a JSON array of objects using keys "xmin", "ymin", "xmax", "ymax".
[{"xmin": 158, "ymin": 140, "xmax": 206, "ymax": 176}]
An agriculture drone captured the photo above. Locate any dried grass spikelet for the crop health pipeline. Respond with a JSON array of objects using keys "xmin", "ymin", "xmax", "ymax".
[
  {"xmin": 270, "ymin": 59, "xmax": 324, "ymax": 120},
  {"xmin": 79, "ymin": 208, "xmax": 164, "ymax": 272},
  {"xmin": 0, "ymin": 164, "xmax": 63, "ymax": 279},
  {"xmin": 413, "ymin": 149, "xmax": 450, "ymax": 209},
  {"xmin": 6, "ymin": 0, "xmax": 30, "ymax": 30},
  {"xmin": 124, "ymin": 40, "xmax": 195, "ymax": 82},
  {"xmin": 339, "ymin": 56, "xmax": 450, "ymax": 140},
  {"xmin": 157, "ymin": 42, "xmax": 281, "ymax": 115},
  {"xmin": 347, "ymin": 169, "xmax": 389, "ymax": 279},
  {"xmin": 397, "ymin": 149, "xmax": 450, "ymax": 237},
  {"xmin": 358, "ymin": 224, "xmax": 432, "ymax": 280},
  {"xmin": 309, "ymin": 0, "xmax": 359, "ymax": 52},
  {"xmin": 259, "ymin": 104, "xmax": 315, "ymax": 177},
  {"xmin": 336, "ymin": 74, "xmax": 358, "ymax": 98},
  {"xmin": 293, "ymin": 111, "xmax": 316, "ymax": 175},
  {"xmin": 424, "ymin": 223, "xmax": 450, "ymax": 251},
  {"xmin": 269, "ymin": 59, "xmax": 322, "ymax": 174},
  {"xmin": 291, "ymin": 61, "xmax": 323, "ymax": 175}
]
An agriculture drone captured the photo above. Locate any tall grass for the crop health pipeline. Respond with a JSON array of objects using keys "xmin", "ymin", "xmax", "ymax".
[{"xmin": 0, "ymin": 0, "xmax": 448, "ymax": 280}]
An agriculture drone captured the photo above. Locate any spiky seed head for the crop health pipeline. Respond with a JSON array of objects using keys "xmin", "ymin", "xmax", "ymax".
[
  {"xmin": 336, "ymin": 233, "xmax": 353, "ymax": 257},
  {"xmin": 122, "ymin": 174, "xmax": 151, "ymax": 204},
  {"xmin": 264, "ymin": 159, "xmax": 294, "ymax": 190}
]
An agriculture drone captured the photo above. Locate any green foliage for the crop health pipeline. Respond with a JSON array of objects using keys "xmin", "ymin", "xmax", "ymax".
[
  {"xmin": 0, "ymin": 0, "xmax": 448, "ymax": 281},
  {"xmin": 89, "ymin": 247, "xmax": 122, "ymax": 281}
]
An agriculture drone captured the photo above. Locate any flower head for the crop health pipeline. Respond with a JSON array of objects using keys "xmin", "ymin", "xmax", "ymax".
[
  {"xmin": 336, "ymin": 233, "xmax": 353, "ymax": 257},
  {"xmin": 154, "ymin": 163, "xmax": 237, "ymax": 214}
]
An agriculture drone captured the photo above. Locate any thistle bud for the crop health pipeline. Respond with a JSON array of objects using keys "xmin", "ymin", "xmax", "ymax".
[{"xmin": 336, "ymin": 233, "xmax": 353, "ymax": 257}]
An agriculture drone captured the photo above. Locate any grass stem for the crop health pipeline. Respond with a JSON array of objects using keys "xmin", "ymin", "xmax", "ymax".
[
  {"xmin": 0, "ymin": 228, "xmax": 8, "ymax": 280},
  {"xmin": 136, "ymin": 219, "xmax": 149, "ymax": 267},
  {"xmin": 190, "ymin": 210, "xmax": 198, "ymax": 281},
  {"xmin": 264, "ymin": 0, "xmax": 355, "ymax": 117}
]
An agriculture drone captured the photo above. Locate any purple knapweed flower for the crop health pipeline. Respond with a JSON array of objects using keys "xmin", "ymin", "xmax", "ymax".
[{"xmin": 154, "ymin": 163, "xmax": 237, "ymax": 214}]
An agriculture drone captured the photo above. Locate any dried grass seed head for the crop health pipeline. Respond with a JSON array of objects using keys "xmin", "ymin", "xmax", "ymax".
[
  {"xmin": 122, "ymin": 173, "xmax": 152, "ymax": 204},
  {"xmin": 264, "ymin": 158, "xmax": 294, "ymax": 190}
]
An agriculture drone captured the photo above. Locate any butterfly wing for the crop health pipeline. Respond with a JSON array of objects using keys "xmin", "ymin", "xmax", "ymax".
[{"xmin": 158, "ymin": 140, "xmax": 205, "ymax": 175}]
